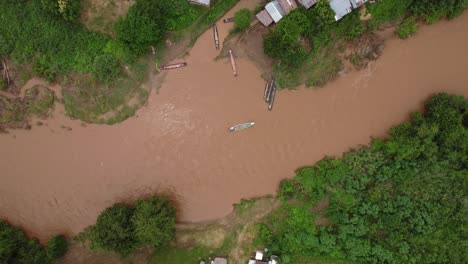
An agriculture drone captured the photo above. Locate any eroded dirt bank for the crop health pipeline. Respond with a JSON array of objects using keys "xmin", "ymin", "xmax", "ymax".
[{"xmin": 1, "ymin": 3, "xmax": 467, "ymax": 241}]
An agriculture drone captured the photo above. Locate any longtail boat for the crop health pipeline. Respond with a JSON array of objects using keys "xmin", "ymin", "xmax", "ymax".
[
  {"xmin": 228, "ymin": 122, "xmax": 255, "ymax": 132},
  {"xmin": 213, "ymin": 24, "xmax": 220, "ymax": 49},
  {"xmin": 229, "ymin": 49, "xmax": 237, "ymax": 77},
  {"xmin": 160, "ymin": 62, "xmax": 187, "ymax": 71},
  {"xmin": 223, "ymin": 17, "xmax": 234, "ymax": 23}
]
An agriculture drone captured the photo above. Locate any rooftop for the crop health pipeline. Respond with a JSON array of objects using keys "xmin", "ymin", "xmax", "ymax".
[
  {"xmin": 297, "ymin": 0, "xmax": 318, "ymax": 9},
  {"xmin": 265, "ymin": 1, "xmax": 286, "ymax": 23},
  {"xmin": 329, "ymin": 0, "xmax": 353, "ymax": 21},
  {"xmin": 189, "ymin": 0, "xmax": 211, "ymax": 7}
]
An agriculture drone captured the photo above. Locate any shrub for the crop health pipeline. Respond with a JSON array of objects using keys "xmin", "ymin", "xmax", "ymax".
[
  {"xmin": 367, "ymin": 0, "xmax": 413, "ymax": 27},
  {"xmin": 264, "ymin": 10, "xmax": 309, "ymax": 67},
  {"xmin": 132, "ymin": 196, "xmax": 176, "ymax": 249},
  {"xmin": 89, "ymin": 196, "xmax": 176, "ymax": 256},
  {"xmin": 233, "ymin": 8, "xmax": 251, "ymax": 32},
  {"xmin": 410, "ymin": 0, "xmax": 465, "ymax": 23},
  {"xmin": 89, "ymin": 203, "xmax": 137, "ymax": 256},
  {"xmin": 0, "ymin": 220, "xmax": 65, "ymax": 263},
  {"xmin": 41, "ymin": 0, "xmax": 81, "ymax": 22},
  {"xmin": 0, "ymin": 79, "xmax": 7, "ymax": 90},
  {"xmin": 397, "ymin": 17, "xmax": 418, "ymax": 39},
  {"xmin": 346, "ymin": 24, "xmax": 366, "ymax": 41},
  {"xmin": 115, "ymin": 5, "xmax": 160, "ymax": 55},
  {"xmin": 45, "ymin": 235, "xmax": 68, "ymax": 259},
  {"xmin": 92, "ymin": 54, "xmax": 121, "ymax": 82}
]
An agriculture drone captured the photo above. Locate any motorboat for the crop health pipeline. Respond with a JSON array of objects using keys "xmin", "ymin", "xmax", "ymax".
[{"xmin": 228, "ymin": 122, "xmax": 255, "ymax": 132}]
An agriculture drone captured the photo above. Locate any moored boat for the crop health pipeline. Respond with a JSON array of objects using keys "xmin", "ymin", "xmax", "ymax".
[{"xmin": 228, "ymin": 122, "xmax": 255, "ymax": 132}]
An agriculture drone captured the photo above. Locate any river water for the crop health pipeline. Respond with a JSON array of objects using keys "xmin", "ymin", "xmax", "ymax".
[{"xmin": 1, "ymin": 3, "xmax": 467, "ymax": 241}]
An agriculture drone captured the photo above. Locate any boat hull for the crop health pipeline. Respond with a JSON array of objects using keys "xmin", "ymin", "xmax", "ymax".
[{"xmin": 228, "ymin": 122, "xmax": 255, "ymax": 132}]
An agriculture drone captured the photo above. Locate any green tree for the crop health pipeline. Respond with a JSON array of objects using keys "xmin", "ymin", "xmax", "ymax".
[
  {"xmin": 233, "ymin": 8, "xmax": 251, "ymax": 32},
  {"xmin": 115, "ymin": 5, "xmax": 160, "ymax": 55},
  {"xmin": 45, "ymin": 235, "xmax": 67, "ymax": 259},
  {"xmin": 264, "ymin": 10, "xmax": 309, "ymax": 67},
  {"xmin": 89, "ymin": 203, "xmax": 137, "ymax": 256},
  {"xmin": 131, "ymin": 196, "xmax": 176, "ymax": 249},
  {"xmin": 91, "ymin": 54, "xmax": 121, "ymax": 82},
  {"xmin": 0, "ymin": 220, "xmax": 51, "ymax": 263}
]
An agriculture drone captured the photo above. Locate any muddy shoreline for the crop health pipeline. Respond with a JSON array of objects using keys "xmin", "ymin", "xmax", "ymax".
[{"xmin": 1, "ymin": 3, "xmax": 468, "ymax": 242}]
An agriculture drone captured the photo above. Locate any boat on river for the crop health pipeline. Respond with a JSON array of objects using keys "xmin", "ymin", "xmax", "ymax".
[{"xmin": 228, "ymin": 122, "xmax": 255, "ymax": 132}]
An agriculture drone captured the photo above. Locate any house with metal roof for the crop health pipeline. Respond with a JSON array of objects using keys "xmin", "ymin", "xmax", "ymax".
[
  {"xmin": 297, "ymin": 0, "xmax": 318, "ymax": 9},
  {"xmin": 329, "ymin": 0, "xmax": 353, "ymax": 21},
  {"xmin": 256, "ymin": 9, "xmax": 274, "ymax": 27},
  {"xmin": 189, "ymin": 0, "xmax": 210, "ymax": 7},
  {"xmin": 349, "ymin": 0, "xmax": 369, "ymax": 8},
  {"xmin": 265, "ymin": 0, "xmax": 286, "ymax": 23},
  {"xmin": 278, "ymin": 0, "xmax": 298, "ymax": 14}
]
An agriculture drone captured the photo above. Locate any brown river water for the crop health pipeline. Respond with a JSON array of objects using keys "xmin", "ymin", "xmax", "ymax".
[{"xmin": 1, "ymin": 2, "xmax": 468, "ymax": 241}]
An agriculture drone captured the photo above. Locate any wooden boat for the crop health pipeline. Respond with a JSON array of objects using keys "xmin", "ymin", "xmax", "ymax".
[
  {"xmin": 160, "ymin": 62, "xmax": 187, "ymax": 70},
  {"xmin": 268, "ymin": 86, "xmax": 276, "ymax": 111},
  {"xmin": 223, "ymin": 17, "xmax": 234, "ymax": 23},
  {"xmin": 265, "ymin": 78, "xmax": 275, "ymax": 103},
  {"xmin": 263, "ymin": 81, "xmax": 270, "ymax": 101},
  {"xmin": 229, "ymin": 49, "xmax": 237, "ymax": 77},
  {"xmin": 213, "ymin": 24, "xmax": 220, "ymax": 49},
  {"xmin": 228, "ymin": 122, "xmax": 255, "ymax": 132}
]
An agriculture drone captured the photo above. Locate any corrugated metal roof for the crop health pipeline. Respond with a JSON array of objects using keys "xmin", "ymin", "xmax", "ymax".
[
  {"xmin": 189, "ymin": 0, "xmax": 210, "ymax": 6},
  {"xmin": 350, "ymin": 0, "xmax": 368, "ymax": 8},
  {"xmin": 265, "ymin": 1, "xmax": 286, "ymax": 23},
  {"xmin": 256, "ymin": 9, "xmax": 274, "ymax": 27},
  {"xmin": 297, "ymin": 0, "xmax": 318, "ymax": 9},
  {"xmin": 329, "ymin": 0, "xmax": 353, "ymax": 20},
  {"xmin": 212, "ymin": 258, "xmax": 227, "ymax": 264},
  {"xmin": 278, "ymin": 0, "xmax": 298, "ymax": 14}
]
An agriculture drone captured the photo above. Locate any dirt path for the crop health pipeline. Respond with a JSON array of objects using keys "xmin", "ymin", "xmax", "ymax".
[{"xmin": 1, "ymin": 2, "xmax": 468, "ymax": 242}]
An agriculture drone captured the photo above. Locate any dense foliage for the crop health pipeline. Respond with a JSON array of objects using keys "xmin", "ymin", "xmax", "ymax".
[
  {"xmin": 89, "ymin": 196, "xmax": 176, "ymax": 256},
  {"xmin": 115, "ymin": 0, "xmax": 204, "ymax": 55},
  {"xmin": 0, "ymin": 0, "xmax": 115, "ymax": 81},
  {"xmin": 0, "ymin": 220, "xmax": 67, "ymax": 263},
  {"xmin": 91, "ymin": 55, "xmax": 122, "ymax": 82},
  {"xmin": 233, "ymin": 8, "xmax": 252, "ymax": 32},
  {"xmin": 255, "ymin": 93, "xmax": 468, "ymax": 263},
  {"xmin": 263, "ymin": 0, "xmax": 467, "ymax": 88}
]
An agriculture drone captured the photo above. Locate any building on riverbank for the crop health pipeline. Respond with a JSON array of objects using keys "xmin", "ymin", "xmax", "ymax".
[
  {"xmin": 189, "ymin": 0, "xmax": 210, "ymax": 7},
  {"xmin": 278, "ymin": 0, "xmax": 298, "ymax": 14},
  {"xmin": 256, "ymin": 9, "xmax": 274, "ymax": 27},
  {"xmin": 297, "ymin": 0, "xmax": 318, "ymax": 9},
  {"xmin": 350, "ymin": 0, "xmax": 369, "ymax": 8},
  {"xmin": 329, "ymin": 0, "xmax": 353, "ymax": 20},
  {"xmin": 265, "ymin": 0, "xmax": 287, "ymax": 23}
]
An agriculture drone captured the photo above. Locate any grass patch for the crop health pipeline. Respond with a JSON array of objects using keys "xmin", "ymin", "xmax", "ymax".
[
  {"xmin": 149, "ymin": 226, "xmax": 240, "ymax": 264},
  {"xmin": 304, "ymin": 45, "xmax": 343, "ymax": 88},
  {"xmin": 0, "ymin": 97, "xmax": 26, "ymax": 123},
  {"xmin": 25, "ymin": 85, "xmax": 55, "ymax": 116}
]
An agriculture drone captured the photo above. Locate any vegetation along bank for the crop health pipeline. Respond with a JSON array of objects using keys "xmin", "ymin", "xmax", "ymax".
[
  {"xmin": 259, "ymin": 0, "xmax": 468, "ymax": 88},
  {"xmin": 0, "ymin": 0, "xmax": 239, "ymax": 128}
]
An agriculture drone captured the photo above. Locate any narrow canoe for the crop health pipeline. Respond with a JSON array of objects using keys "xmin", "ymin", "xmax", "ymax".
[{"xmin": 228, "ymin": 122, "xmax": 255, "ymax": 132}]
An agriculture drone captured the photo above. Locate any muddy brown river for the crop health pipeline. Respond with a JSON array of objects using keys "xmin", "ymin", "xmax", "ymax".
[{"xmin": 1, "ymin": 3, "xmax": 468, "ymax": 241}]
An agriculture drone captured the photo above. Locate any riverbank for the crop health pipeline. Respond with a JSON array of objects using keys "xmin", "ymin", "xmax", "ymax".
[{"xmin": 1, "ymin": 1, "xmax": 468, "ymax": 246}]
